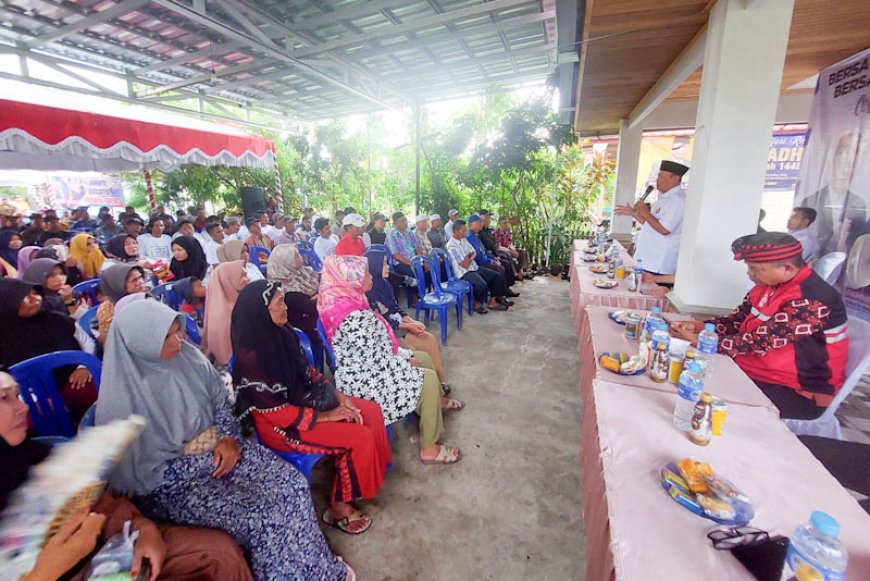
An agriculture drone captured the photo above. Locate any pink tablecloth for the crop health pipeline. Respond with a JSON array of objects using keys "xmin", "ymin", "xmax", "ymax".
[
  {"xmin": 583, "ymin": 381, "xmax": 870, "ymax": 581},
  {"xmin": 578, "ymin": 305, "xmax": 779, "ymax": 413}
]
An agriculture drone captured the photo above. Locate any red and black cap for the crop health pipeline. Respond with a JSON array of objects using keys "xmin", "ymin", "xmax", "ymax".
[{"xmin": 731, "ymin": 232, "xmax": 803, "ymax": 262}]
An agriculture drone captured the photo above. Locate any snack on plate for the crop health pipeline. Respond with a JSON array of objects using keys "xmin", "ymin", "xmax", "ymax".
[
  {"xmin": 676, "ymin": 458, "xmax": 713, "ymax": 494},
  {"xmin": 620, "ymin": 356, "xmax": 646, "ymax": 374},
  {"xmin": 600, "ymin": 356, "xmax": 620, "ymax": 372},
  {"xmin": 707, "ymin": 475, "xmax": 752, "ymax": 504},
  {"xmin": 611, "ymin": 309, "xmax": 629, "ymax": 322},
  {"xmin": 696, "ymin": 492, "xmax": 736, "ymax": 520}
]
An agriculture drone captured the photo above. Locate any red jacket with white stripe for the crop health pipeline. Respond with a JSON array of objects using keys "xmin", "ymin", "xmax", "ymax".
[{"xmin": 708, "ymin": 265, "xmax": 849, "ymax": 406}]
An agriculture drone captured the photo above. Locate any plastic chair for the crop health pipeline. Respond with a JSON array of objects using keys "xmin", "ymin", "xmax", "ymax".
[
  {"xmin": 248, "ymin": 245, "xmax": 271, "ymax": 276},
  {"xmin": 783, "ymin": 317, "xmax": 870, "ymax": 439},
  {"xmin": 256, "ymin": 431, "xmax": 323, "ymax": 483},
  {"xmin": 812, "ymin": 252, "xmax": 847, "ymax": 285},
  {"xmin": 430, "ymin": 248, "xmax": 473, "ymax": 317},
  {"xmin": 10, "ymin": 351, "xmax": 102, "ymax": 438},
  {"xmin": 410, "ymin": 256, "xmax": 456, "ymax": 345},
  {"xmin": 77, "ymin": 304, "xmax": 100, "ymax": 342},
  {"xmin": 150, "ymin": 283, "xmax": 183, "ymax": 311},
  {"xmin": 79, "ymin": 403, "xmax": 97, "ymax": 431},
  {"xmin": 184, "ymin": 314, "xmax": 202, "ymax": 345},
  {"xmin": 293, "ymin": 328, "xmax": 315, "ymax": 366},
  {"xmin": 297, "ymin": 241, "xmax": 322, "ymax": 272},
  {"xmin": 316, "ymin": 318, "xmax": 336, "ymax": 371},
  {"xmin": 72, "ymin": 279, "xmax": 100, "ymax": 305}
]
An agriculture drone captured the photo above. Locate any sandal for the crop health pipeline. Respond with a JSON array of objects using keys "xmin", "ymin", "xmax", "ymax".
[
  {"xmin": 322, "ymin": 508, "xmax": 373, "ymax": 535},
  {"xmin": 441, "ymin": 398, "xmax": 465, "ymax": 412},
  {"xmin": 440, "ymin": 382, "xmax": 452, "ymax": 396},
  {"xmin": 421, "ymin": 445, "xmax": 462, "ymax": 465}
]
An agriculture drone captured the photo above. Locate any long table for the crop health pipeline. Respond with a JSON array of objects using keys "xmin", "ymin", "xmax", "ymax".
[{"xmin": 575, "ymin": 302, "xmax": 870, "ymax": 580}]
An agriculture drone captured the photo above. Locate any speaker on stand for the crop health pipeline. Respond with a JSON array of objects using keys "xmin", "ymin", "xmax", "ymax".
[{"xmin": 240, "ymin": 186, "xmax": 266, "ymax": 221}]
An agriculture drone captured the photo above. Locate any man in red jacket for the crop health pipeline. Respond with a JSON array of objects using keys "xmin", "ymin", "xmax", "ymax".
[
  {"xmin": 334, "ymin": 213, "xmax": 368, "ymax": 256},
  {"xmin": 672, "ymin": 232, "xmax": 849, "ymax": 419}
]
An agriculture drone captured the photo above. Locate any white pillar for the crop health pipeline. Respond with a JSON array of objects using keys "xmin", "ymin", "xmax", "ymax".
[
  {"xmin": 610, "ymin": 119, "xmax": 643, "ymax": 237},
  {"xmin": 670, "ymin": 0, "xmax": 795, "ymax": 313}
]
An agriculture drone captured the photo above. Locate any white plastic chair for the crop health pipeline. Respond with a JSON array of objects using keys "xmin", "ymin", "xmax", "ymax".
[
  {"xmin": 812, "ymin": 252, "xmax": 846, "ymax": 285},
  {"xmin": 783, "ymin": 317, "xmax": 870, "ymax": 439}
]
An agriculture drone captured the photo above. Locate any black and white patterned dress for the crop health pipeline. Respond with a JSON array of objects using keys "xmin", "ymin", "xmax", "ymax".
[{"xmin": 332, "ymin": 309, "xmax": 423, "ymax": 423}]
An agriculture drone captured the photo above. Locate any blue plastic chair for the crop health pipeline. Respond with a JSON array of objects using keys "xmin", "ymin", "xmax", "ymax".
[
  {"xmin": 292, "ymin": 328, "xmax": 315, "ymax": 366},
  {"xmin": 72, "ymin": 279, "xmax": 100, "ymax": 305},
  {"xmin": 316, "ymin": 318, "xmax": 336, "ymax": 371},
  {"xmin": 256, "ymin": 431, "xmax": 323, "ymax": 483},
  {"xmin": 410, "ymin": 256, "xmax": 456, "ymax": 345},
  {"xmin": 150, "ymin": 283, "xmax": 183, "ymax": 311},
  {"xmin": 79, "ymin": 403, "xmax": 97, "ymax": 431},
  {"xmin": 248, "ymin": 245, "xmax": 271, "ymax": 276},
  {"xmin": 184, "ymin": 314, "xmax": 201, "ymax": 345},
  {"xmin": 297, "ymin": 241, "xmax": 322, "ymax": 272},
  {"xmin": 77, "ymin": 304, "xmax": 100, "ymax": 342},
  {"xmin": 430, "ymin": 248, "xmax": 473, "ymax": 317},
  {"xmin": 10, "ymin": 351, "xmax": 102, "ymax": 438}
]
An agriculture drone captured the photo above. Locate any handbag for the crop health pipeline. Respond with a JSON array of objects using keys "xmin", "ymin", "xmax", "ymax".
[{"xmin": 302, "ymin": 366, "xmax": 340, "ymax": 411}]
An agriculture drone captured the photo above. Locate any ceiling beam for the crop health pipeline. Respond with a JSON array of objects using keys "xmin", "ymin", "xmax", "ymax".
[
  {"xmin": 134, "ymin": 40, "xmax": 245, "ymax": 74},
  {"xmin": 627, "ymin": 26, "xmax": 706, "ymax": 128},
  {"xmin": 572, "ymin": 0, "xmax": 595, "ymax": 133},
  {"xmin": 25, "ymin": 0, "xmax": 151, "ymax": 49},
  {"xmin": 291, "ymin": 0, "xmax": 412, "ymax": 29}
]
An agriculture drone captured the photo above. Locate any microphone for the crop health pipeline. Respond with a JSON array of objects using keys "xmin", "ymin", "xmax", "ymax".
[{"xmin": 640, "ymin": 185, "xmax": 655, "ymax": 201}]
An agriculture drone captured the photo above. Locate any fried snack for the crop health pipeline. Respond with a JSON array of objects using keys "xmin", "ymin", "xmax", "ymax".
[
  {"xmin": 676, "ymin": 459, "xmax": 713, "ymax": 494},
  {"xmin": 600, "ymin": 356, "xmax": 621, "ymax": 372},
  {"xmin": 696, "ymin": 492, "xmax": 736, "ymax": 520}
]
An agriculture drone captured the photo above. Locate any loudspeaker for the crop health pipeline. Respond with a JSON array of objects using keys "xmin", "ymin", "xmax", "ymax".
[{"xmin": 240, "ymin": 186, "xmax": 266, "ymax": 220}]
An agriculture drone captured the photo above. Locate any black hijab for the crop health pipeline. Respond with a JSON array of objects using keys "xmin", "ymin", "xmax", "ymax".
[
  {"xmin": 170, "ymin": 236, "xmax": 208, "ymax": 281},
  {"xmin": 365, "ymin": 249, "xmax": 403, "ymax": 318},
  {"xmin": 23, "ymin": 258, "xmax": 69, "ymax": 316},
  {"xmin": 0, "ymin": 279, "xmax": 80, "ymax": 368},
  {"xmin": 106, "ymin": 234, "xmax": 138, "ymax": 261},
  {"xmin": 232, "ymin": 281, "xmax": 316, "ymax": 428},
  {"xmin": 0, "ymin": 230, "xmax": 21, "ymax": 268},
  {"xmin": 0, "ymin": 435, "xmax": 50, "ymax": 513}
]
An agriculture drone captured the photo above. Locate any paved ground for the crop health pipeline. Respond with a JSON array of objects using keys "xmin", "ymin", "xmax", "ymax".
[{"xmin": 307, "ymin": 275, "xmax": 585, "ymax": 581}]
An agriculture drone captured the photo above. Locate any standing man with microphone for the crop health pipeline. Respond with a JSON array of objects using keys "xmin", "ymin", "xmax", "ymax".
[{"xmin": 615, "ymin": 160, "xmax": 689, "ymax": 286}]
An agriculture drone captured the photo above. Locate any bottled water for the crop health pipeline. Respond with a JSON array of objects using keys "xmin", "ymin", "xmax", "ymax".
[
  {"xmin": 673, "ymin": 362, "xmax": 704, "ymax": 431},
  {"xmin": 783, "ymin": 512, "xmax": 848, "ymax": 580},
  {"xmin": 696, "ymin": 323, "xmax": 719, "ymax": 376},
  {"xmin": 634, "ymin": 258, "xmax": 645, "ymax": 293},
  {"xmin": 639, "ymin": 306, "xmax": 664, "ymax": 344}
]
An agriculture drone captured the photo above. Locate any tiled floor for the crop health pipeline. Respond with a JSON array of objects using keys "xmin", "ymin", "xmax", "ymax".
[{"xmin": 833, "ymin": 376, "xmax": 870, "ymax": 508}]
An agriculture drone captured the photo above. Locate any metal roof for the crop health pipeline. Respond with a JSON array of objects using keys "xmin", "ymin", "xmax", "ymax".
[{"xmin": 0, "ymin": 0, "xmax": 580, "ymax": 127}]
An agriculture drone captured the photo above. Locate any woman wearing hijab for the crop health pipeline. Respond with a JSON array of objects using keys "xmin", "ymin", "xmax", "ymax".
[
  {"xmin": 69, "ymin": 233, "xmax": 106, "ymax": 280},
  {"xmin": 23, "ymin": 258, "xmax": 77, "ymax": 317},
  {"xmin": 15, "ymin": 245, "xmax": 41, "ymax": 277},
  {"xmin": 95, "ymin": 300, "xmax": 352, "ymax": 581},
  {"xmin": 0, "ymin": 279, "xmax": 96, "ymax": 422},
  {"xmin": 217, "ymin": 239, "xmax": 264, "ymax": 282},
  {"xmin": 170, "ymin": 236, "xmax": 209, "ymax": 281},
  {"xmin": 105, "ymin": 234, "xmax": 140, "ymax": 263},
  {"xmin": 36, "ymin": 244, "xmax": 85, "ymax": 287},
  {"xmin": 267, "ymin": 244, "xmax": 323, "ymax": 364},
  {"xmin": 0, "ymin": 230, "xmax": 23, "ymax": 277},
  {"xmin": 233, "ymin": 281, "xmax": 389, "ymax": 535},
  {"xmin": 0, "ymin": 370, "xmax": 256, "ymax": 581},
  {"xmin": 203, "ymin": 261, "xmax": 249, "ymax": 366},
  {"xmin": 96, "ymin": 264, "xmax": 148, "ymax": 345},
  {"xmin": 317, "ymin": 256, "xmax": 462, "ymax": 465},
  {"xmin": 366, "ymin": 250, "xmax": 450, "ymax": 390}
]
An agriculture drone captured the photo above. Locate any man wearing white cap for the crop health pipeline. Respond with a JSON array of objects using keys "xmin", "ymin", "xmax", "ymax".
[
  {"xmin": 335, "ymin": 213, "xmax": 368, "ymax": 256},
  {"xmin": 414, "ymin": 215, "xmax": 433, "ymax": 257},
  {"xmin": 443, "ymin": 208, "xmax": 460, "ymax": 238},
  {"xmin": 427, "ymin": 214, "xmax": 447, "ymax": 249}
]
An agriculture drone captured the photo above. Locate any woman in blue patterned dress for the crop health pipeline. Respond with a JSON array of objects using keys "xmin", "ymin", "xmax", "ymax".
[{"xmin": 95, "ymin": 299, "xmax": 352, "ymax": 581}]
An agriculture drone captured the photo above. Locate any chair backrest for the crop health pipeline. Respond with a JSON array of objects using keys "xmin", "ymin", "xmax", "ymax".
[
  {"xmin": 72, "ymin": 279, "xmax": 100, "ymax": 305},
  {"xmin": 409, "ymin": 255, "xmax": 431, "ymax": 294},
  {"xmin": 817, "ymin": 316, "xmax": 870, "ymax": 421},
  {"xmin": 184, "ymin": 314, "xmax": 202, "ymax": 345},
  {"xmin": 316, "ymin": 318, "xmax": 335, "ymax": 370},
  {"xmin": 430, "ymin": 247, "xmax": 457, "ymax": 282},
  {"xmin": 10, "ymin": 351, "xmax": 102, "ymax": 437},
  {"xmin": 77, "ymin": 304, "xmax": 100, "ymax": 342},
  {"xmin": 812, "ymin": 252, "xmax": 847, "ymax": 285},
  {"xmin": 367, "ymin": 244, "xmax": 388, "ymax": 254},
  {"xmin": 248, "ymin": 245, "xmax": 271, "ymax": 271},
  {"xmin": 292, "ymin": 328, "xmax": 316, "ymax": 367},
  {"xmin": 150, "ymin": 283, "xmax": 183, "ymax": 311},
  {"xmin": 426, "ymin": 254, "xmax": 446, "ymax": 288},
  {"xmin": 297, "ymin": 243, "xmax": 322, "ymax": 272}
]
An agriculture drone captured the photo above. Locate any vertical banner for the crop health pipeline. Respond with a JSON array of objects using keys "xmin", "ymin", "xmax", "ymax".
[{"xmin": 796, "ymin": 48, "xmax": 870, "ymax": 317}]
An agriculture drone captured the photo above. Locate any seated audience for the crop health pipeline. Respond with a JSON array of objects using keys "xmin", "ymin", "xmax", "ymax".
[
  {"xmin": 244, "ymin": 218, "xmax": 273, "ymax": 252},
  {"xmin": 203, "ymin": 260, "xmax": 249, "ymax": 366},
  {"xmin": 298, "ymin": 216, "xmax": 315, "ymax": 241},
  {"xmin": 331, "ymin": 210, "xmax": 346, "ymax": 239},
  {"xmin": 95, "ymin": 300, "xmax": 351, "ymax": 580},
  {"xmin": 426, "ymin": 214, "xmax": 447, "ymax": 250},
  {"xmin": 443, "ymin": 208, "xmax": 459, "ymax": 238},
  {"xmin": 224, "ymin": 216, "xmax": 243, "ymax": 241},
  {"xmin": 492, "ymin": 215, "xmax": 527, "ymax": 279},
  {"xmin": 273, "ymin": 215, "xmax": 300, "ymax": 245},
  {"xmin": 136, "ymin": 218, "xmax": 172, "ymax": 262},
  {"xmin": 97, "ymin": 264, "xmax": 148, "ymax": 345},
  {"xmin": 446, "ymin": 220, "xmax": 508, "ymax": 313},
  {"xmin": 0, "ymin": 230, "xmax": 23, "ymax": 277},
  {"xmin": 216, "ymin": 239, "xmax": 264, "ymax": 282},
  {"xmin": 0, "ymin": 279, "xmax": 96, "ymax": 422},
  {"xmin": 467, "ymin": 214, "xmax": 516, "ymax": 293},
  {"xmin": 386, "ymin": 212, "xmax": 427, "ymax": 301},
  {"xmin": 787, "ymin": 206, "xmax": 821, "ymax": 261},
  {"xmin": 69, "ymin": 234, "xmax": 106, "ymax": 281},
  {"xmin": 367, "ymin": 213, "xmax": 388, "ymax": 245},
  {"xmin": 21, "ymin": 214, "xmax": 50, "ymax": 247},
  {"xmin": 335, "ymin": 213, "xmax": 368, "ymax": 256},
  {"xmin": 95, "ymin": 214, "xmax": 123, "ymax": 242},
  {"xmin": 124, "ymin": 217, "xmax": 144, "ymax": 238},
  {"xmin": 366, "ymin": 250, "xmax": 451, "ymax": 391},
  {"xmin": 267, "ymin": 244, "xmax": 323, "ymax": 363},
  {"xmin": 318, "ymin": 256, "xmax": 463, "ymax": 465},
  {"xmin": 105, "ymin": 234, "xmax": 140, "ymax": 265},
  {"xmin": 0, "ymin": 371, "xmax": 256, "ymax": 581},
  {"xmin": 203, "ymin": 222, "xmax": 225, "ymax": 265},
  {"xmin": 413, "ymin": 215, "xmax": 433, "ymax": 257},
  {"xmin": 36, "ymin": 244, "xmax": 85, "ymax": 288},
  {"xmin": 170, "ymin": 236, "xmax": 209, "ymax": 282},
  {"xmin": 671, "ymin": 233, "xmax": 849, "ymax": 420},
  {"xmin": 15, "ymin": 245, "xmax": 41, "ymax": 277},
  {"xmin": 313, "ymin": 217, "xmax": 338, "ymax": 261},
  {"xmin": 232, "ymin": 281, "xmax": 390, "ymax": 535},
  {"xmin": 23, "ymin": 258, "xmax": 77, "ymax": 318}
]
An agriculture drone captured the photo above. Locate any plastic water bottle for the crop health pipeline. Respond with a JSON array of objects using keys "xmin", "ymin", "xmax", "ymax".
[
  {"xmin": 673, "ymin": 362, "xmax": 704, "ymax": 431},
  {"xmin": 696, "ymin": 323, "xmax": 719, "ymax": 377},
  {"xmin": 783, "ymin": 512, "xmax": 848, "ymax": 580},
  {"xmin": 639, "ymin": 306, "xmax": 664, "ymax": 344},
  {"xmin": 634, "ymin": 258, "xmax": 645, "ymax": 292}
]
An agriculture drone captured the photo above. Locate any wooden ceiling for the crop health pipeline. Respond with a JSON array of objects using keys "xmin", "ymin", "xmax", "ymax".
[{"xmin": 574, "ymin": 0, "xmax": 870, "ymax": 135}]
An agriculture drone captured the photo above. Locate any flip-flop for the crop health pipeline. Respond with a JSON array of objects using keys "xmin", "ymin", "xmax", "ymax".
[
  {"xmin": 421, "ymin": 445, "xmax": 462, "ymax": 465},
  {"xmin": 322, "ymin": 508, "xmax": 373, "ymax": 535},
  {"xmin": 440, "ymin": 382, "xmax": 452, "ymax": 396},
  {"xmin": 441, "ymin": 398, "xmax": 465, "ymax": 412}
]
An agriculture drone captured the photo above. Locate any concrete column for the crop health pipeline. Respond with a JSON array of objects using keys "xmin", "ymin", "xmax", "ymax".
[
  {"xmin": 670, "ymin": 0, "xmax": 795, "ymax": 313},
  {"xmin": 610, "ymin": 119, "xmax": 643, "ymax": 238}
]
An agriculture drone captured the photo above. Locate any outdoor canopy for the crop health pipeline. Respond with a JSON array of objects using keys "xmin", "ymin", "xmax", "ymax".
[{"xmin": 0, "ymin": 98, "xmax": 276, "ymax": 173}]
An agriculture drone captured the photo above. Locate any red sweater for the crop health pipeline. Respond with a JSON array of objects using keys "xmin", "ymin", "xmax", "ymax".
[{"xmin": 335, "ymin": 234, "xmax": 366, "ymax": 256}]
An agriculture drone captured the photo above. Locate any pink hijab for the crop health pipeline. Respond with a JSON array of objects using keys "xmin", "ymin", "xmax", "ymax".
[
  {"xmin": 317, "ymin": 255, "xmax": 399, "ymax": 353},
  {"xmin": 15, "ymin": 246, "xmax": 41, "ymax": 277},
  {"xmin": 203, "ymin": 260, "xmax": 247, "ymax": 365}
]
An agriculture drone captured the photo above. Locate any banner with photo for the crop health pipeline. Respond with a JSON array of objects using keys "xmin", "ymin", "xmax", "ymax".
[{"xmin": 795, "ymin": 48, "xmax": 870, "ymax": 318}]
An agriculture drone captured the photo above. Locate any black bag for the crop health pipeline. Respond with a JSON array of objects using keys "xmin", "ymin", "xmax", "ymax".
[{"xmin": 303, "ymin": 367, "xmax": 340, "ymax": 411}]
